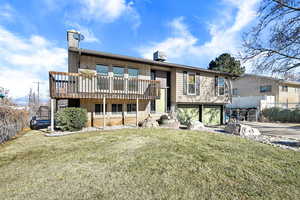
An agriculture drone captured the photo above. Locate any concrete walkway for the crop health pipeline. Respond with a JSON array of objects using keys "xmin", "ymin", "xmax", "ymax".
[{"xmin": 242, "ymin": 121, "xmax": 300, "ymax": 141}]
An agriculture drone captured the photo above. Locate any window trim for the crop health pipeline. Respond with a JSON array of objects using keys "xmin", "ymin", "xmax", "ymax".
[{"xmin": 187, "ymin": 72, "xmax": 196, "ymax": 95}]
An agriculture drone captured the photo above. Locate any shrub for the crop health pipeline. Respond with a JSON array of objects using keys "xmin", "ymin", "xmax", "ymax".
[
  {"xmin": 262, "ymin": 107, "xmax": 300, "ymax": 123},
  {"xmin": 177, "ymin": 108, "xmax": 199, "ymax": 126},
  {"xmin": 0, "ymin": 106, "xmax": 28, "ymax": 143},
  {"xmin": 55, "ymin": 107, "xmax": 87, "ymax": 131}
]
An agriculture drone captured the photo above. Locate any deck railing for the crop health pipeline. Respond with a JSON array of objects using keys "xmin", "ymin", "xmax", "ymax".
[{"xmin": 49, "ymin": 71, "xmax": 161, "ymax": 99}]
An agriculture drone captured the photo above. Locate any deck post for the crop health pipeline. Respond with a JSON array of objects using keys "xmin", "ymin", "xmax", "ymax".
[
  {"xmin": 50, "ymin": 98, "xmax": 55, "ymax": 132},
  {"xmin": 136, "ymin": 98, "xmax": 139, "ymax": 127},
  {"xmin": 103, "ymin": 97, "xmax": 106, "ymax": 129}
]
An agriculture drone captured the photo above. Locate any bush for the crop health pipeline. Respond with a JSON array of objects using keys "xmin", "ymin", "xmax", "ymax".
[
  {"xmin": 262, "ymin": 107, "xmax": 300, "ymax": 123},
  {"xmin": 0, "ymin": 106, "xmax": 28, "ymax": 143},
  {"xmin": 177, "ymin": 108, "xmax": 199, "ymax": 126},
  {"xmin": 55, "ymin": 107, "xmax": 87, "ymax": 131}
]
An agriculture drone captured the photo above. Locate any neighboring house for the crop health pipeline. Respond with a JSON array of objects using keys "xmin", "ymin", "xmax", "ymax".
[
  {"xmin": 228, "ymin": 74, "xmax": 300, "ymax": 121},
  {"xmin": 49, "ymin": 30, "xmax": 235, "ymax": 129}
]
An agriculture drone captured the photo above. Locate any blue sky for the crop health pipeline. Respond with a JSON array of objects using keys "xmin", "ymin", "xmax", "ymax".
[{"xmin": 0, "ymin": 0, "xmax": 260, "ymax": 104}]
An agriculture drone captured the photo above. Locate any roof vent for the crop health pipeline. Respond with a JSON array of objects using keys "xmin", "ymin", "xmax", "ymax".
[{"xmin": 153, "ymin": 51, "xmax": 167, "ymax": 62}]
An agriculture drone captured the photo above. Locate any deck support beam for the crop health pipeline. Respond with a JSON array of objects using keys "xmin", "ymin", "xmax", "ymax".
[
  {"xmin": 136, "ymin": 98, "xmax": 139, "ymax": 127},
  {"xmin": 103, "ymin": 97, "xmax": 106, "ymax": 129},
  {"xmin": 50, "ymin": 98, "xmax": 55, "ymax": 132}
]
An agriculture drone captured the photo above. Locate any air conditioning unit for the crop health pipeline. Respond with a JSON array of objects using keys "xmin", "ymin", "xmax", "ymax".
[{"xmin": 153, "ymin": 51, "xmax": 167, "ymax": 62}]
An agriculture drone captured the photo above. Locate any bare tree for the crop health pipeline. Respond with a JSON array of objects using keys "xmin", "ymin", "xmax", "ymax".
[{"xmin": 242, "ymin": 0, "xmax": 300, "ymax": 74}]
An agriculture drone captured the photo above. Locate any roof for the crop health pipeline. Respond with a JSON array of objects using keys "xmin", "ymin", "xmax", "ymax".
[
  {"xmin": 69, "ymin": 47, "xmax": 238, "ymax": 77},
  {"xmin": 242, "ymin": 74, "xmax": 300, "ymax": 86}
]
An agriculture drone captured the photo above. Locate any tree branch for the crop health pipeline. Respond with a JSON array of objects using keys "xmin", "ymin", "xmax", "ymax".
[{"xmin": 273, "ymin": 0, "xmax": 300, "ymax": 11}]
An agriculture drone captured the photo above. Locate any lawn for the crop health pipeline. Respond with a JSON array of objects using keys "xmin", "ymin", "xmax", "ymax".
[{"xmin": 0, "ymin": 129, "xmax": 299, "ymax": 200}]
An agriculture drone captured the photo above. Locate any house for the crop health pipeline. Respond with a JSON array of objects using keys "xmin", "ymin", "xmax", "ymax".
[
  {"xmin": 49, "ymin": 30, "xmax": 236, "ymax": 130},
  {"xmin": 228, "ymin": 74, "xmax": 300, "ymax": 121}
]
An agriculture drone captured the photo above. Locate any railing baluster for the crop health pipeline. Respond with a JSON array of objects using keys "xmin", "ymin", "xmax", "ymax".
[{"xmin": 49, "ymin": 71, "xmax": 160, "ymax": 100}]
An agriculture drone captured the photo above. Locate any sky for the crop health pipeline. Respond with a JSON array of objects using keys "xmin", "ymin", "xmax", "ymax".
[{"xmin": 0, "ymin": 0, "xmax": 261, "ymax": 105}]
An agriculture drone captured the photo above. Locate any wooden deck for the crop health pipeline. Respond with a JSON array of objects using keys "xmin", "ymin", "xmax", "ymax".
[{"xmin": 49, "ymin": 71, "xmax": 161, "ymax": 100}]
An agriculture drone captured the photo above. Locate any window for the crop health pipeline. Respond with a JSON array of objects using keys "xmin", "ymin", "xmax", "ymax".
[
  {"xmin": 128, "ymin": 68, "xmax": 139, "ymax": 77},
  {"xmin": 95, "ymin": 104, "xmax": 107, "ymax": 115},
  {"xmin": 127, "ymin": 104, "xmax": 137, "ymax": 113},
  {"xmin": 128, "ymin": 68, "xmax": 139, "ymax": 92},
  {"xmin": 96, "ymin": 65, "xmax": 109, "ymax": 90},
  {"xmin": 113, "ymin": 67, "xmax": 124, "ymax": 90},
  {"xmin": 281, "ymin": 85, "xmax": 288, "ymax": 92},
  {"xmin": 113, "ymin": 66, "xmax": 124, "ymax": 76},
  {"xmin": 187, "ymin": 73, "xmax": 196, "ymax": 95},
  {"xmin": 260, "ymin": 85, "xmax": 272, "ymax": 93},
  {"xmin": 218, "ymin": 77, "xmax": 225, "ymax": 95},
  {"xmin": 96, "ymin": 65, "xmax": 108, "ymax": 75},
  {"xmin": 112, "ymin": 104, "xmax": 123, "ymax": 114},
  {"xmin": 232, "ymin": 88, "xmax": 238, "ymax": 96}
]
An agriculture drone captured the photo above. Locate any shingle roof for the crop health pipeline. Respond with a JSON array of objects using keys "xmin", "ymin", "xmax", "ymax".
[
  {"xmin": 69, "ymin": 47, "xmax": 238, "ymax": 77},
  {"xmin": 242, "ymin": 74, "xmax": 300, "ymax": 86}
]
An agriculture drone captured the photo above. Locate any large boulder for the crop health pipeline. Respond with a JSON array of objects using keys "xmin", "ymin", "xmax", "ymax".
[
  {"xmin": 187, "ymin": 120, "xmax": 205, "ymax": 130},
  {"xmin": 140, "ymin": 115, "xmax": 159, "ymax": 128},
  {"xmin": 159, "ymin": 112, "xmax": 180, "ymax": 129},
  {"xmin": 225, "ymin": 123, "xmax": 261, "ymax": 137}
]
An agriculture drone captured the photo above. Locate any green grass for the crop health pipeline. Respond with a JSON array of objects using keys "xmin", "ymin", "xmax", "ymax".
[{"xmin": 0, "ymin": 129, "xmax": 300, "ymax": 200}]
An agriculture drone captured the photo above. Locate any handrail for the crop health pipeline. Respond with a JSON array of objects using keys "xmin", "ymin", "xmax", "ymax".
[
  {"xmin": 49, "ymin": 71, "xmax": 161, "ymax": 100},
  {"xmin": 49, "ymin": 71, "xmax": 160, "ymax": 83}
]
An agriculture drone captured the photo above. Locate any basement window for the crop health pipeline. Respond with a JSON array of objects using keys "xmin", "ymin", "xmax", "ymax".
[
  {"xmin": 95, "ymin": 104, "xmax": 108, "ymax": 115},
  {"xmin": 112, "ymin": 104, "xmax": 123, "ymax": 114},
  {"xmin": 127, "ymin": 104, "xmax": 137, "ymax": 113}
]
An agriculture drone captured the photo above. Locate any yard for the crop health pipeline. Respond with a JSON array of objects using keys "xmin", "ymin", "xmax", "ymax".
[{"xmin": 0, "ymin": 128, "xmax": 300, "ymax": 200}]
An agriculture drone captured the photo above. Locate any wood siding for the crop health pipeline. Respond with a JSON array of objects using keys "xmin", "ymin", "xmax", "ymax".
[{"xmin": 175, "ymin": 69, "xmax": 230, "ymax": 104}]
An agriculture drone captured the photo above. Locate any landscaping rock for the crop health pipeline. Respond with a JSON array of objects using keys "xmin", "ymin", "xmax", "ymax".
[
  {"xmin": 159, "ymin": 112, "xmax": 180, "ymax": 129},
  {"xmin": 141, "ymin": 115, "xmax": 159, "ymax": 128},
  {"xmin": 187, "ymin": 120, "xmax": 205, "ymax": 130},
  {"xmin": 225, "ymin": 123, "xmax": 261, "ymax": 137},
  {"xmin": 160, "ymin": 119, "xmax": 180, "ymax": 129}
]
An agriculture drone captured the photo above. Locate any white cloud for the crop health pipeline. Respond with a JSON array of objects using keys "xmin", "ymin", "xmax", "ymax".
[
  {"xmin": 0, "ymin": 26, "xmax": 67, "ymax": 101},
  {"xmin": 0, "ymin": 3, "xmax": 15, "ymax": 21},
  {"xmin": 138, "ymin": 0, "xmax": 260, "ymax": 68},
  {"xmin": 65, "ymin": 22, "xmax": 100, "ymax": 43},
  {"xmin": 80, "ymin": 0, "xmax": 140, "ymax": 28},
  {"xmin": 81, "ymin": 0, "xmax": 126, "ymax": 21}
]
